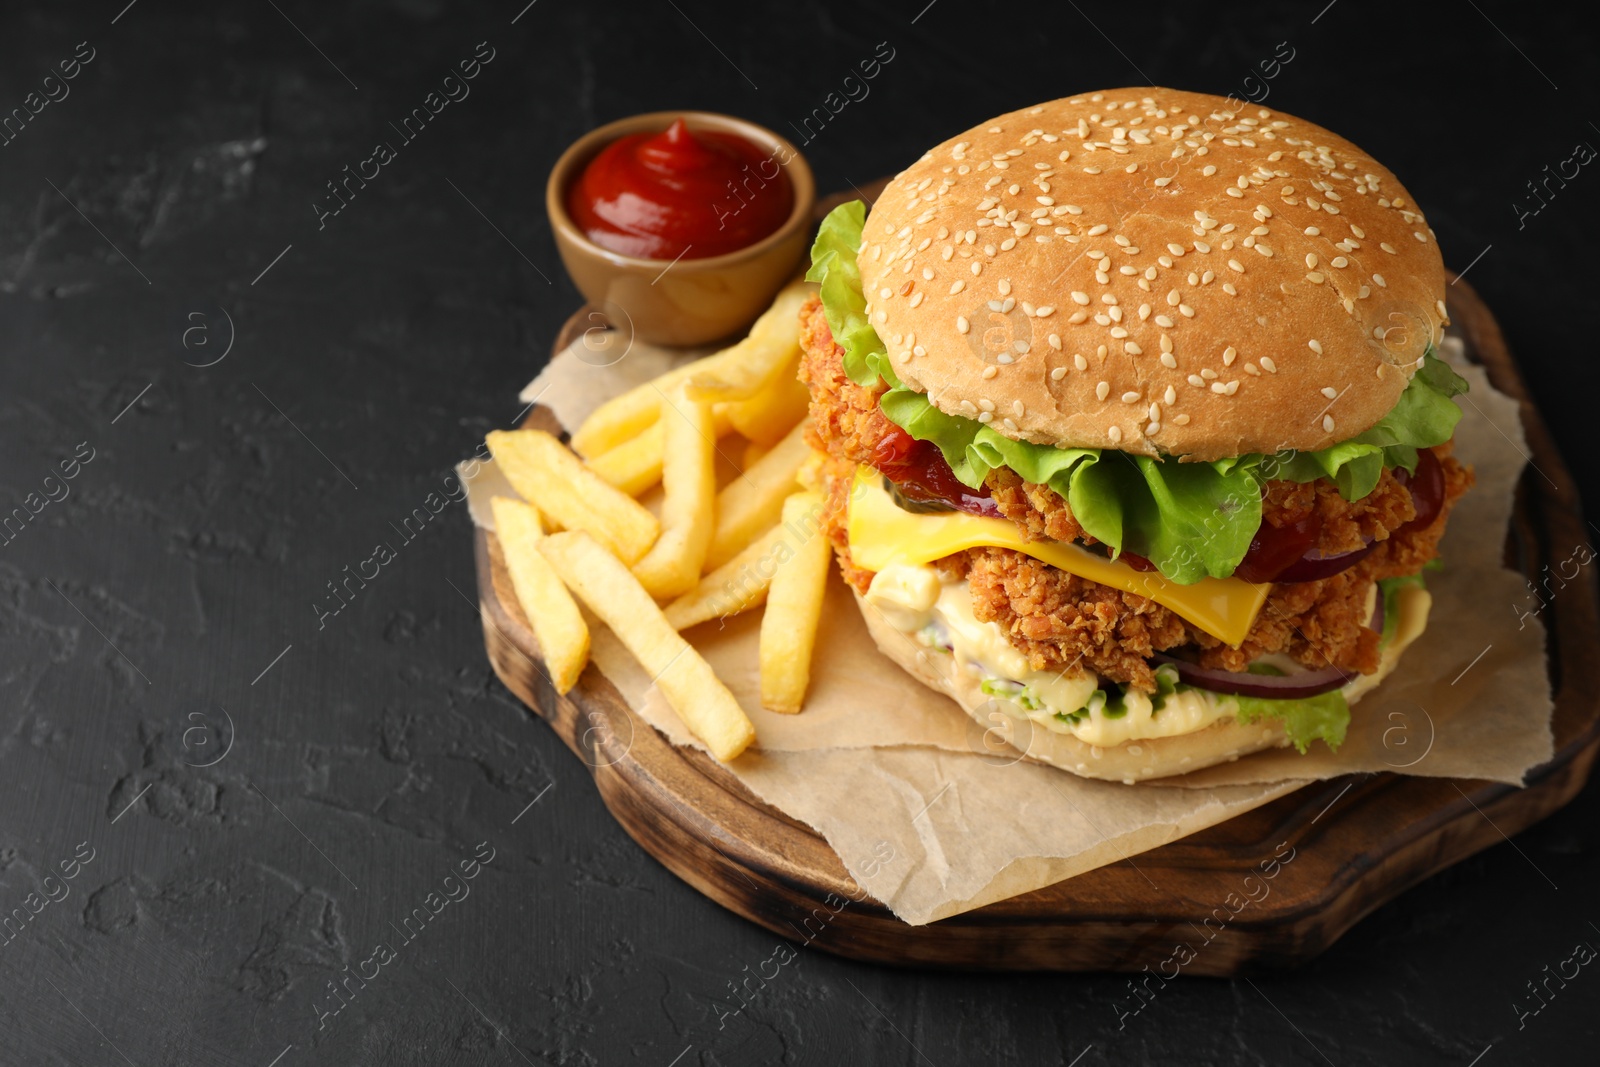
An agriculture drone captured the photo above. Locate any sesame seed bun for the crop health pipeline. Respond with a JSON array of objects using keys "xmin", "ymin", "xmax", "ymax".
[{"xmin": 861, "ymin": 88, "xmax": 1448, "ymax": 461}]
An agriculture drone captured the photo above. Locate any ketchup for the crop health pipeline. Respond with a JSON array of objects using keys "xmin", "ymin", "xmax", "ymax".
[
  {"xmin": 872, "ymin": 426, "xmax": 1002, "ymax": 518},
  {"xmin": 566, "ymin": 118, "xmax": 793, "ymax": 260}
]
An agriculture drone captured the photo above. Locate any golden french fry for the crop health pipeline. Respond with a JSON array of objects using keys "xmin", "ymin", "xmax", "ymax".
[
  {"xmin": 704, "ymin": 420, "xmax": 811, "ymax": 571},
  {"xmin": 663, "ymin": 523, "xmax": 788, "ymax": 630},
  {"xmin": 587, "ymin": 421, "xmax": 664, "ymax": 497},
  {"xmin": 760, "ymin": 491, "xmax": 832, "ymax": 714},
  {"xmin": 586, "ymin": 407, "xmax": 736, "ymax": 499},
  {"xmin": 727, "ymin": 357, "xmax": 810, "ymax": 446},
  {"xmin": 539, "ymin": 531, "xmax": 756, "ymax": 760},
  {"xmin": 683, "ymin": 284, "xmax": 811, "ymax": 403},
  {"xmin": 631, "ymin": 384, "xmax": 717, "ymax": 598},
  {"xmin": 742, "ymin": 438, "xmax": 771, "ymax": 470},
  {"xmin": 491, "ymin": 497, "xmax": 589, "ymax": 693},
  {"xmin": 486, "ymin": 429, "xmax": 659, "ymax": 564},
  {"xmin": 569, "ymin": 338, "xmax": 765, "ymax": 459}
]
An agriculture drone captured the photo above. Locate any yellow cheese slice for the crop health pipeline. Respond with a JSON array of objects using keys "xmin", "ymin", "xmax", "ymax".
[{"xmin": 846, "ymin": 468, "xmax": 1269, "ymax": 647}]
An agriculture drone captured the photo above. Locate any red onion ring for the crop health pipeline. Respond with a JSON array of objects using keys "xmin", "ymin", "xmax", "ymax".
[
  {"xmin": 1273, "ymin": 540, "xmax": 1375, "ymax": 583},
  {"xmin": 1150, "ymin": 652, "xmax": 1355, "ymax": 698}
]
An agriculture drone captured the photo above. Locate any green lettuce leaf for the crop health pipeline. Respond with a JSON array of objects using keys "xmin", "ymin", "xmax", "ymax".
[
  {"xmin": 1227, "ymin": 688, "xmax": 1350, "ymax": 754},
  {"xmin": 804, "ymin": 200, "xmax": 899, "ymax": 389},
  {"xmin": 807, "ymin": 200, "xmax": 1469, "ymax": 584}
]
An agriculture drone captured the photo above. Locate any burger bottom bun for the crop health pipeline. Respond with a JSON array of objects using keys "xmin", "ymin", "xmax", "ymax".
[{"xmin": 855, "ymin": 592, "xmax": 1293, "ymax": 783}]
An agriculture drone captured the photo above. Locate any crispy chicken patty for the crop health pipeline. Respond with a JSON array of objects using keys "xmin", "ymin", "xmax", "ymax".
[{"xmin": 800, "ymin": 296, "xmax": 1475, "ymax": 691}]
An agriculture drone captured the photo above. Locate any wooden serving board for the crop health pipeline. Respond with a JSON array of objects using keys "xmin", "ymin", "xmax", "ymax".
[{"xmin": 474, "ymin": 185, "xmax": 1599, "ymax": 973}]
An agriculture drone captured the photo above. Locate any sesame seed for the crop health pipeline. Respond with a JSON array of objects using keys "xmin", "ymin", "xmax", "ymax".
[
  {"xmin": 1173, "ymin": 414, "xmax": 1190, "ymax": 426},
  {"xmin": 1306, "ymin": 272, "xmax": 1325, "ymax": 284},
  {"xmin": 1261, "ymin": 356, "xmax": 1277, "ymax": 373},
  {"xmin": 972, "ymin": 262, "xmax": 982, "ymax": 275},
  {"xmin": 1037, "ymin": 305, "xmax": 1056, "ymax": 317},
  {"xmin": 1125, "ymin": 342, "xmax": 1142, "ymax": 355},
  {"xmin": 1331, "ymin": 256, "xmax": 1348, "ymax": 268},
  {"xmin": 983, "ymin": 365, "xmax": 997, "ymax": 379},
  {"xmin": 1210, "ymin": 382, "xmax": 1228, "ymax": 394},
  {"xmin": 1050, "ymin": 367, "xmax": 1067, "ymax": 381},
  {"xmin": 957, "ymin": 316, "xmax": 970, "ymax": 333},
  {"xmin": 978, "ymin": 411, "xmax": 993, "ymax": 423},
  {"xmin": 1160, "ymin": 352, "xmax": 1177, "ymax": 369},
  {"xmin": 1179, "ymin": 304, "xmax": 1194, "ymax": 317},
  {"xmin": 1322, "ymin": 414, "xmax": 1335, "ymax": 432},
  {"xmin": 1321, "ymin": 386, "xmax": 1338, "ymax": 399},
  {"xmin": 1308, "ymin": 339, "xmax": 1323, "ymax": 354},
  {"xmin": 1188, "ymin": 374, "xmax": 1206, "ymax": 387},
  {"xmin": 1049, "ymin": 334, "xmax": 1064, "ymax": 350},
  {"xmin": 1381, "ymin": 242, "xmax": 1397, "ymax": 254},
  {"xmin": 978, "ymin": 399, "xmax": 995, "ymax": 412},
  {"xmin": 1096, "ymin": 381, "xmax": 1110, "ymax": 401},
  {"xmin": 1107, "ymin": 426, "xmax": 1122, "ymax": 443},
  {"xmin": 1012, "ymin": 401, "xmax": 1025, "ymax": 417},
  {"xmin": 949, "ymin": 280, "xmax": 965, "ymax": 295},
  {"xmin": 1223, "ymin": 283, "xmax": 1237, "ymax": 296},
  {"xmin": 1072, "ymin": 291, "xmax": 1090, "ymax": 305},
  {"xmin": 909, "ymin": 293, "xmax": 924, "ymax": 308},
  {"xmin": 1228, "ymin": 259, "xmax": 1244, "ymax": 272},
  {"xmin": 1223, "ymin": 346, "xmax": 1237, "ymax": 365},
  {"xmin": 1372, "ymin": 273, "xmax": 1387, "ymax": 288}
]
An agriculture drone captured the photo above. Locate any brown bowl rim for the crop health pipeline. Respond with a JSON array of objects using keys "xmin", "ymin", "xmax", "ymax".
[{"xmin": 545, "ymin": 109, "xmax": 816, "ymax": 272}]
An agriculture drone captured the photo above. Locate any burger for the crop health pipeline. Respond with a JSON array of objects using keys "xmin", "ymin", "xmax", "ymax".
[{"xmin": 798, "ymin": 88, "xmax": 1474, "ymax": 782}]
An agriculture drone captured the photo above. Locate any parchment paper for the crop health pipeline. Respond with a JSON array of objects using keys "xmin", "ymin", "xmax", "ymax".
[{"xmin": 464, "ymin": 332, "xmax": 1552, "ymax": 925}]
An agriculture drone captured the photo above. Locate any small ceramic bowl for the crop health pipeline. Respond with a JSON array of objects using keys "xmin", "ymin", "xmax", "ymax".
[{"xmin": 547, "ymin": 111, "xmax": 815, "ymax": 347}]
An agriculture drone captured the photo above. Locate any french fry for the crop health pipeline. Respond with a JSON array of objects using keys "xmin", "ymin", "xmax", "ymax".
[
  {"xmin": 760, "ymin": 491, "xmax": 831, "ymax": 714},
  {"xmin": 663, "ymin": 523, "xmax": 788, "ymax": 630},
  {"xmin": 586, "ymin": 421, "xmax": 664, "ymax": 497},
  {"xmin": 704, "ymin": 420, "xmax": 811, "ymax": 571},
  {"xmin": 539, "ymin": 531, "xmax": 756, "ymax": 760},
  {"xmin": 486, "ymin": 429, "xmax": 659, "ymax": 564},
  {"xmin": 630, "ymin": 384, "xmax": 717, "ymax": 598},
  {"xmin": 569, "ymin": 330, "xmax": 775, "ymax": 459},
  {"xmin": 585, "ymin": 407, "xmax": 736, "ymax": 499},
  {"xmin": 683, "ymin": 285, "xmax": 811, "ymax": 403},
  {"xmin": 490, "ymin": 497, "xmax": 589, "ymax": 693},
  {"xmin": 727, "ymin": 357, "xmax": 811, "ymax": 446},
  {"xmin": 742, "ymin": 438, "xmax": 771, "ymax": 470}
]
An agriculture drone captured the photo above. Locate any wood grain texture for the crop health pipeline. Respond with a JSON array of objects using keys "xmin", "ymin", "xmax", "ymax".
[{"xmin": 474, "ymin": 181, "xmax": 1598, "ymax": 973}]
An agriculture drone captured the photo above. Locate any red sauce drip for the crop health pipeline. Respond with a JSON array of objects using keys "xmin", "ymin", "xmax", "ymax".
[
  {"xmin": 1233, "ymin": 511, "xmax": 1323, "ymax": 583},
  {"xmin": 872, "ymin": 426, "xmax": 1002, "ymax": 518},
  {"xmin": 566, "ymin": 118, "xmax": 793, "ymax": 261}
]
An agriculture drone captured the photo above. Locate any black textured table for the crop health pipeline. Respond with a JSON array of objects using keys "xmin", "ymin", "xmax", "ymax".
[{"xmin": 1, "ymin": 1, "xmax": 1595, "ymax": 1064}]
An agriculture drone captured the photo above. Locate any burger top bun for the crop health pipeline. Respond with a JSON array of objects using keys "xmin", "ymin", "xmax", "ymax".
[{"xmin": 860, "ymin": 88, "xmax": 1448, "ymax": 461}]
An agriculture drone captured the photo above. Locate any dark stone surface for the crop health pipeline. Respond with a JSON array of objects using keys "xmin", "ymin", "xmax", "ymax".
[{"xmin": 0, "ymin": 0, "xmax": 1595, "ymax": 1063}]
